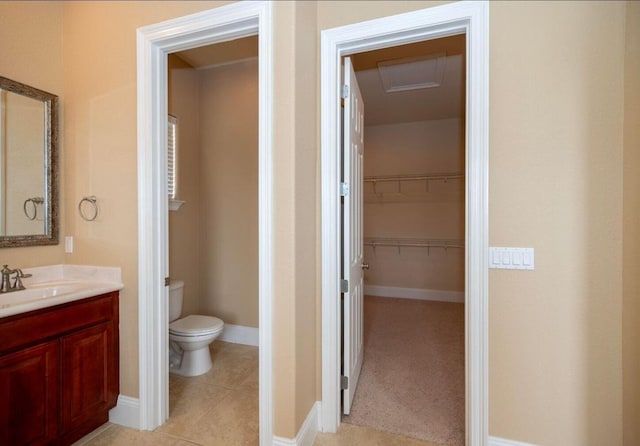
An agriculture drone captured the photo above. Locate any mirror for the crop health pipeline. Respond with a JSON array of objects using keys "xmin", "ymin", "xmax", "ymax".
[{"xmin": 0, "ymin": 76, "xmax": 58, "ymax": 247}]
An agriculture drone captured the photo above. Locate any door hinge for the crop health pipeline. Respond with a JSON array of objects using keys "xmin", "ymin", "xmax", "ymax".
[
  {"xmin": 340, "ymin": 182, "xmax": 349, "ymax": 197},
  {"xmin": 164, "ymin": 277, "xmax": 170, "ymax": 286},
  {"xmin": 340, "ymin": 279, "xmax": 349, "ymax": 293},
  {"xmin": 341, "ymin": 375, "xmax": 349, "ymax": 390},
  {"xmin": 341, "ymin": 84, "xmax": 349, "ymax": 99}
]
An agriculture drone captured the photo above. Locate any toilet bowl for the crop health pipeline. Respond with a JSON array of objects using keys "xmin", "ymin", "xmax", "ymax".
[{"xmin": 169, "ymin": 280, "xmax": 224, "ymax": 377}]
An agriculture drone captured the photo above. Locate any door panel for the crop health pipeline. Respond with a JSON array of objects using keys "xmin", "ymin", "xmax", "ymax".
[
  {"xmin": 60, "ymin": 322, "xmax": 117, "ymax": 430},
  {"xmin": 342, "ymin": 56, "xmax": 364, "ymax": 415},
  {"xmin": 0, "ymin": 342, "xmax": 58, "ymax": 445}
]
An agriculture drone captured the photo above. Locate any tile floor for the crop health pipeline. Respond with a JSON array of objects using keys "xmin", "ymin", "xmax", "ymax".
[{"xmin": 75, "ymin": 340, "xmax": 436, "ymax": 446}]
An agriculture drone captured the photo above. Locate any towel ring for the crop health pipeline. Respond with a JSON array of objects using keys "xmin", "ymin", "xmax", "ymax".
[
  {"xmin": 78, "ymin": 196, "xmax": 98, "ymax": 221},
  {"xmin": 23, "ymin": 197, "xmax": 44, "ymax": 221}
]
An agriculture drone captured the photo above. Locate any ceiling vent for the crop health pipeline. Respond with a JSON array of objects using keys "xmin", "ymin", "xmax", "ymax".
[{"xmin": 377, "ymin": 53, "xmax": 446, "ymax": 93}]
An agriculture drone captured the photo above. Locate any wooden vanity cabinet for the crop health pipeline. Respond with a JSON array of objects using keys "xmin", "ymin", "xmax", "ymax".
[
  {"xmin": 0, "ymin": 341, "xmax": 58, "ymax": 445},
  {"xmin": 0, "ymin": 291, "xmax": 119, "ymax": 446}
]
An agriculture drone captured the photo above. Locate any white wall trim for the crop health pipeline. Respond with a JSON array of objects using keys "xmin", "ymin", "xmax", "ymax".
[
  {"xmin": 489, "ymin": 437, "xmax": 538, "ymax": 446},
  {"xmin": 364, "ymin": 285, "xmax": 464, "ymax": 303},
  {"xmin": 273, "ymin": 401, "xmax": 321, "ymax": 446},
  {"xmin": 219, "ymin": 323, "xmax": 260, "ymax": 346},
  {"xmin": 136, "ymin": 2, "xmax": 274, "ymax": 445},
  {"xmin": 109, "ymin": 395, "xmax": 140, "ymax": 429},
  {"xmin": 320, "ymin": 2, "xmax": 489, "ymax": 445}
]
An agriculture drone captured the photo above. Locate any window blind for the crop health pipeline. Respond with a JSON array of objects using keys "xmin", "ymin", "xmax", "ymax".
[{"xmin": 168, "ymin": 115, "xmax": 177, "ymax": 199}]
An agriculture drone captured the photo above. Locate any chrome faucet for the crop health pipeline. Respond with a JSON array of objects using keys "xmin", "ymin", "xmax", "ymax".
[
  {"xmin": 0, "ymin": 265, "xmax": 31, "ymax": 293},
  {"xmin": 1, "ymin": 265, "xmax": 15, "ymax": 292},
  {"xmin": 12, "ymin": 269, "xmax": 31, "ymax": 291}
]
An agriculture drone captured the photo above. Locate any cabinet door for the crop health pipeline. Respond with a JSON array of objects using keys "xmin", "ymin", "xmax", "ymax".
[
  {"xmin": 60, "ymin": 322, "xmax": 118, "ymax": 431},
  {"xmin": 0, "ymin": 342, "xmax": 58, "ymax": 445}
]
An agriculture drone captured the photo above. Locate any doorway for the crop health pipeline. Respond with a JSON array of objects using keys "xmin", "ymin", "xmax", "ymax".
[
  {"xmin": 341, "ymin": 35, "xmax": 466, "ymax": 445},
  {"xmin": 157, "ymin": 37, "xmax": 260, "ymax": 442},
  {"xmin": 136, "ymin": 2, "xmax": 274, "ymax": 444},
  {"xmin": 320, "ymin": 3, "xmax": 489, "ymax": 444}
]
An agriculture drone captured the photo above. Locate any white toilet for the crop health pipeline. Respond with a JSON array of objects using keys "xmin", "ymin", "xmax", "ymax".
[{"xmin": 169, "ymin": 280, "xmax": 224, "ymax": 377}]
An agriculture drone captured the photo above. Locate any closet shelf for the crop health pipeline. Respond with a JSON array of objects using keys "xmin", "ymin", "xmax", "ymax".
[
  {"xmin": 364, "ymin": 172, "xmax": 464, "ymax": 199},
  {"xmin": 364, "ymin": 172, "xmax": 464, "ymax": 183},
  {"xmin": 364, "ymin": 237, "xmax": 465, "ymax": 250}
]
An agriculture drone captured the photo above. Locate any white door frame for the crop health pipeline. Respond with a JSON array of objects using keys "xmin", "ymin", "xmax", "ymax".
[
  {"xmin": 320, "ymin": 2, "xmax": 489, "ymax": 444},
  {"xmin": 136, "ymin": 2, "xmax": 273, "ymax": 444}
]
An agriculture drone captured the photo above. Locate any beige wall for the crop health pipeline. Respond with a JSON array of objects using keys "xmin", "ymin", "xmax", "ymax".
[
  {"xmin": 292, "ymin": 1, "xmax": 318, "ymax": 431},
  {"xmin": 198, "ymin": 59, "xmax": 259, "ymax": 327},
  {"xmin": 272, "ymin": 1, "xmax": 302, "ymax": 435},
  {"xmin": 1, "ymin": 1, "xmax": 636, "ymax": 443},
  {"xmin": 0, "ymin": 1, "xmax": 65, "ymax": 265},
  {"xmin": 62, "ymin": 0, "xmax": 230, "ymax": 400},
  {"xmin": 363, "ymin": 119, "xmax": 464, "ymax": 291},
  {"xmin": 0, "ymin": 2, "xmax": 64, "ymax": 93},
  {"xmin": 267, "ymin": 1, "xmax": 319, "ymax": 436},
  {"xmin": 623, "ymin": 2, "xmax": 640, "ymax": 445},
  {"xmin": 316, "ymin": 0, "xmax": 448, "ymax": 31},
  {"xmin": 61, "ymin": 0, "xmax": 311, "ymax": 436},
  {"xmin": 169, "ymin": 55, "xmax": 259, "ymax": 327},
  {"xmin": 168, "ymin": 55, "xmax": 202, "ymax": 318},
  {"xmin": 318, "ymin": 1, "xmax": 629, "ymax": 444},
  {"xmin": 489, "ymin": 2, "xmax": 624, "ymax": 444},
  {"xmin": 57, "ymin": 0, "xmax": 309, "ymax": 436}
]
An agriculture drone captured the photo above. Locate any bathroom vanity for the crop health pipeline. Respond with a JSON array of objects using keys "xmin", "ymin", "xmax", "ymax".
[
  {"xmin": 0, "ymin": 265, "xmax": 122, "ymax": 446},
  {"xmin": 0, "ymin": 291, "xmax": 119, "ymax": 445}
]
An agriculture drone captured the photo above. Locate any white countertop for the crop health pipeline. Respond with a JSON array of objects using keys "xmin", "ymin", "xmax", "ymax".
[{"xmin": 0, "ymin": 264, "xmax": 123, "ymax": 318}]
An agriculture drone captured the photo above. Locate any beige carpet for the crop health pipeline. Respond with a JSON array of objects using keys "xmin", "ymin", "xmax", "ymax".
[{"xmin": 342, "ymin": 295, "xmax": 465, "ymax": 446}]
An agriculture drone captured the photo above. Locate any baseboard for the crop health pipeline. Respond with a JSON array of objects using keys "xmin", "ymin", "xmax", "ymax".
[
  {"xmin": 110, "ymin": 398, "xmax": 525, "ymax": 446},
  {"xmin": 109, "ymin": 395, "xmax": 140, "ymax": 429},
  {"xmin": 364, "ymin": 285, "xmax": 464, "ymax": 303},
  {"xmin": 273, "ymin": 401, "xmax": 320, "ymax": 446},
  {"xmin": 489, "ymin": 436, "xmax": 538, "ymax": 446},
  {"xmin": 108, "ymin": 397, "xmax": 529, "ymax": 446},
  {"xmin": 219, "ymin": 323, "xmax": 259, "ymax": 346}
]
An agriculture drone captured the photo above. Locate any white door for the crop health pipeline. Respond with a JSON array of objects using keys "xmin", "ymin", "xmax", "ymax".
[{"xmin": 342, "ymin": 56, "xmax": 364, "ymax": 415}]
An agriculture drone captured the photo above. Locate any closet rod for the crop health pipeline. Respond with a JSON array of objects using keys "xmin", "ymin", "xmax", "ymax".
[
  {"xmin": 363, "ymin": 173, "xmax": 464, "ymax": 183},
  {"xmin": 364, "ymin": 237, "xmax": 465, "ymax": 249}
]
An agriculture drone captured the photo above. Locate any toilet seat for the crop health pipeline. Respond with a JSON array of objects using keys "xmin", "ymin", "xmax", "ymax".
[{"xmin": 169, "ymin": 315, "xmax": 224, "ymax": 337}]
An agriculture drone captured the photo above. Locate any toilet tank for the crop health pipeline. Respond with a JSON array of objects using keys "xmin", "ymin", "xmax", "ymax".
[{"xmin": 169, "ymin": 280, "xmax": 184, "ymax": 322}]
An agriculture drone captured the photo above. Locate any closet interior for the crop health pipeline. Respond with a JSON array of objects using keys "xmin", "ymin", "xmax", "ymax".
[
  {"xmin": 362, "ymin": 119, "xmax": 465, "ymax": 299},
  {"xmin": 343, "ymin": 34, "xmax": 467, "ymax": 446}
]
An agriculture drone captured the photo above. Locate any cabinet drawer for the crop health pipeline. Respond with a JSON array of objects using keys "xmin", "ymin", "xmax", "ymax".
[{"xmin": 0, "ymin": 292, "xmax": 118, "ymax": 355}]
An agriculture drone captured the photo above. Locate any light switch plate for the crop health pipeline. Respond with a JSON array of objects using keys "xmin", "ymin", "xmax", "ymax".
[
  {"xmin": 64, "ymin": 236, "xmax": 73, "ymax": 254},
  {"xmin": 489, "ymin": 247, "xmax": 534, "ymax": 270}
]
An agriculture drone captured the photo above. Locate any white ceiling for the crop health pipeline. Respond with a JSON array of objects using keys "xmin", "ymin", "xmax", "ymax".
[
  {"xmin": 355, "ymin": 54, "xmax": 463, "ymax": 126},
  {"xmin": 352, "ymin": 34, "xmax": 466, "ymax": 126},
  {"xmin": 173, "ymin": 34, "xmax": 465, "ymax": 127}
]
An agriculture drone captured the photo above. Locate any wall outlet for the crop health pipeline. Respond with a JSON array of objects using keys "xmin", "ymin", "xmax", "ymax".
[
  {"xmin": 64, "ymin": 236, "xmax": 73, "ymax": 253},
  {"xmin": 489, "ymin": 247, "xmax": 534, "ymax": 270}
]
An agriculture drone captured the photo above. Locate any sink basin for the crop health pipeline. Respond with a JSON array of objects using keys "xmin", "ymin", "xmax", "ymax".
[
  {"xmin": 1, "ymin": 281, "xmax": 87, "ymax": 304},
  {"xmin": 0, "ymin": 279, "xmax": 122, "ymax": 318}
]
